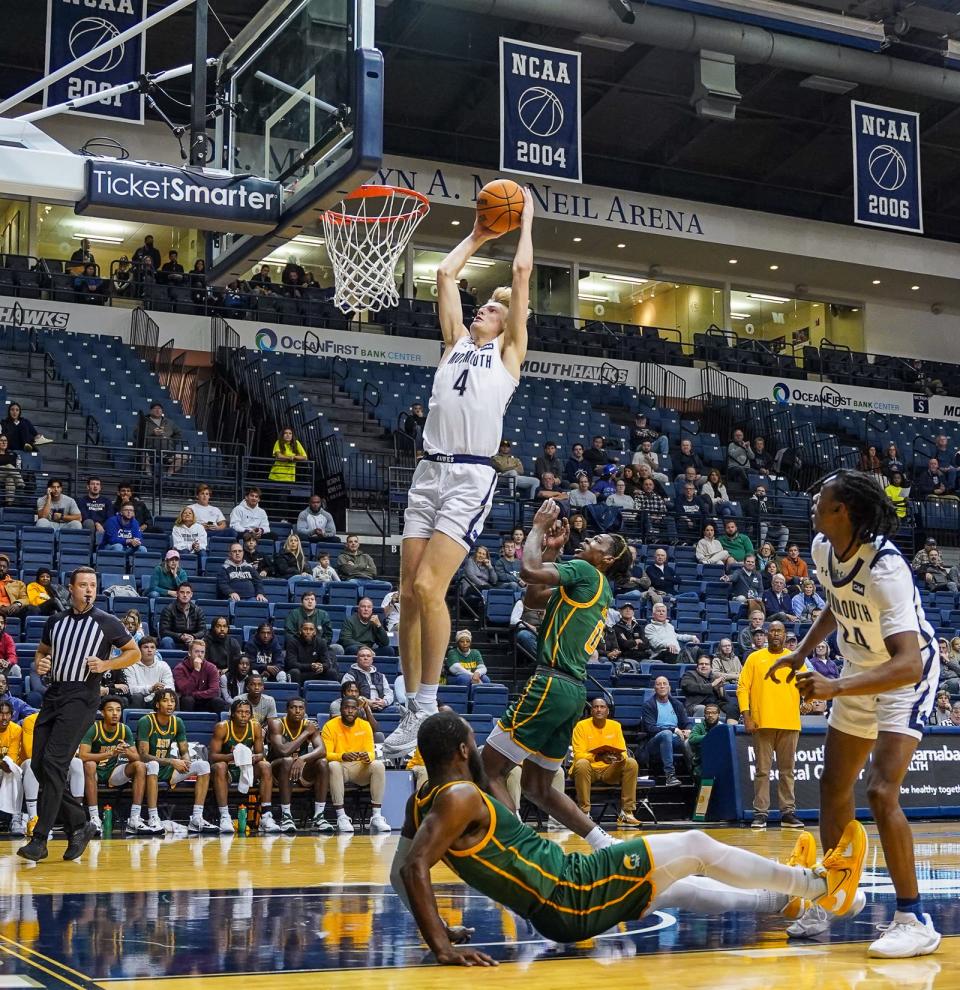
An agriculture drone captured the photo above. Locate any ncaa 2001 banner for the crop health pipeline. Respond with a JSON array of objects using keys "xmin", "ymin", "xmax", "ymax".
[{"xmin": 45, "ymin": 0, "xmax": 147, "ymax": 123}]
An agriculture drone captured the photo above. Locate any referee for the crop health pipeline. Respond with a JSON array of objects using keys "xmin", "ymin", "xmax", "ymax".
[{"xmin": 18, "ymin": 566, "xmax": 140, "ymax": 863}]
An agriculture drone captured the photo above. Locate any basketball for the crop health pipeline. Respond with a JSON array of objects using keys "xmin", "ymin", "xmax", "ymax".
[{"xmin": 476, "ymin": 178, "xmax": 525, "ymax": 235}]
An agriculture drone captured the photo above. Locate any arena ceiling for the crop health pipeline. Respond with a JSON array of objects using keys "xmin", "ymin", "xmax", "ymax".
[{"xmin": 4, "ymin": 0, "xmax": 960, "ymax": 240}]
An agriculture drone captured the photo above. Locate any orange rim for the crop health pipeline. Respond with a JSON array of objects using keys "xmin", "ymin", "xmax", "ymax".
[{"xmin": 323, "ymin": 184, "xmax": 430, "ymax": 225}]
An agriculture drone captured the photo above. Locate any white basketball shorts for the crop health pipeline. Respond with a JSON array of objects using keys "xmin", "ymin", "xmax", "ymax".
[
  {"xmin": 402, "ymin": 459, "xmax": 499, "ymax": 551},
  {"xmin": 828, "ymin": 649, "xmax": 939, "ymax": 741}
]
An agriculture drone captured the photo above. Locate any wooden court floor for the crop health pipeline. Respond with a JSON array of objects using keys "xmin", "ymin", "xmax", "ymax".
[{"xmin": 0, "ymin": 823, "xmax": 955, "ymax": 989}]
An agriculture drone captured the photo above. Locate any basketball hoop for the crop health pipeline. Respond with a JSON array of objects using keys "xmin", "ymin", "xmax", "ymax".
[{"xmin": 322, "ymin": 185, "xmax": 430, "ymax": 314}]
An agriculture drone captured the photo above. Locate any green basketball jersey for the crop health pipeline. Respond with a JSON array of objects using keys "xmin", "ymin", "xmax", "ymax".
[
  {"xmin": 537, "ymin": 558, "xmax": 611, "ymax": 680},
  {"xmin": 414, "ymin": 781, "xmax": 568, "ymax": 918},
  {"xmin": 80, "ymin": 721, "xmax": 134, "ymax": 772},
  {"xmin": 137, "ymin": 714, "xmax": 187, "ymax": 761},
  {"xmin": 277, "ymin": 717, "xmax": 311, "ymax": 757},
  {"xmin": 219, "ymin": 719, "xmax": 255, "ymax": 754}
]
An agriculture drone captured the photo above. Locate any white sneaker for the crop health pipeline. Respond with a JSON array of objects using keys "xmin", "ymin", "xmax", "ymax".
[
  {"xmin": 10, "ymin": 814, "xmax": 26, "ymax": 836},
  {"xmin": 337, "ymin": 812, "xmax": 355, "ymax": 834},
  {"xmin": 279, "ymin": 813, "xmax": 297, "ymax": 834},
  {"xmin": 89, "ymin": 818, "xmax": 103, "ymax": 837},
  {"xmin": 382, "ymin": 705, "xmax": 428, "ymax": 760},
  {"xmin": 787, "ymin": 889, "xmax": 866, "ymax": 938},
  {"xmin": 218, "ymin": 814, "xmax": 234, "ymax": 834},
  {"xmin": 868, "ymin": 912, "xmax": 941, "ymax": 958},
  {"xmin": 188, "ymin": 816, "xmax": 220, "ymax": 834},
  {"xmin": 259, "ymin": 812, "xmax": 281, "ymax": 834},
  {"xmin": 369, "ymin": 813, "xmax": 391, "ymax": 833},
  {"xmin": 125, "ymin": 816, "xmax": 155, "ymax": 834}
]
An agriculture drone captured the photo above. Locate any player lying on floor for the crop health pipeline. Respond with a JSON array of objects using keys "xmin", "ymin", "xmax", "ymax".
[{"xmin": 390, "ymin": 711, "xmax": 867, "ymax": 967}]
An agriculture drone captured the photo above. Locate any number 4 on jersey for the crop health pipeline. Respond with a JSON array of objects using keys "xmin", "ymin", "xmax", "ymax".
[{"xmin": 452, "ymin": 369, "xmax": 469, "ymax": 396}]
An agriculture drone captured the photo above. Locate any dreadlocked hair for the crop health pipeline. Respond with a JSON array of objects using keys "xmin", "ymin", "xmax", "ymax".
[
  {"xmin": 818, "ymin": 469, "xmax": 900, "ymax": 546},
  {"xmin": 604, "ymin": 534, "xmax": 634, "ymax": 583}
]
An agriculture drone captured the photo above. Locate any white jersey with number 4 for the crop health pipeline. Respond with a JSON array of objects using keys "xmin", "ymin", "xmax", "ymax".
[
  {"xmin": 422, "ymin": 335, "xmax": 519, "ymax": 458},
  {"xmin": 811, "ymin": 533, "xmax": 937, "ymax": 668}
]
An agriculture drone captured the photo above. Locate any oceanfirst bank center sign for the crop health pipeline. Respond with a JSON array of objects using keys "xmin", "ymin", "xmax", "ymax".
[{"xmin": 77, "ymin": 160, "xmax": 283, "ymax": 233}]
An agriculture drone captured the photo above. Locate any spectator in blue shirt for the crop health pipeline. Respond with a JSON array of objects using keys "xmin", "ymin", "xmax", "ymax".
[
  {"xmin": 0, "ymin": 672, "xmax": 36, "ymax": 723},
  {"xmin": 791, "ymin": 578, "xmax": 825, "ymax": 622},
  {"xmin": 76, "ymin": 476, "xmax": 112, "ymax": 539},
  {"xmin": 101, "ymin": 502, "xmax": 147, "ymax": 554},
  {"xmin": 563, "ymin": 444, "xmax": 588, "ymax": 487},
  {"xmin": 639, "ymin": 676, "xmax": 690, "ymax": 787},
  {"xmin": 243, "ymin": 622, "xmax": 288, "ymax": 682},
  {"xmin": 645, "ymin": 547, "xmax": 678, "ymax": 599}
]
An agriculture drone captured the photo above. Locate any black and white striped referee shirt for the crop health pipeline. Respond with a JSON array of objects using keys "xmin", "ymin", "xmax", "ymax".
[{"xmin": 41, "ymin": 608, "xmax": 132, "ymax": 683}]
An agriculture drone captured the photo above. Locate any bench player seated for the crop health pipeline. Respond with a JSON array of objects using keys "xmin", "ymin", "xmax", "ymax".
[
  {"xmin": 136, "ymin": 689, "xmax": 218, "ymax": 834},
  {"xmin": 267, "ymin": 697, "xmax": 334, "ymax": 834},
  {"xmin": 209, "ymin": 698, "xmax": 279, "ymax": 834},
  {"xmin": 79, "ymin": 696, "xmax": 152, "ymax": 834}
]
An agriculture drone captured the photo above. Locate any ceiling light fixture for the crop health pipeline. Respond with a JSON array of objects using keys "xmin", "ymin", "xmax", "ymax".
[
  {"xmin": 730, "ymin": 311, "xmax": 752, "ymax": 319},
  {"xmin": 578, "ymin": 293, "xmax": 608, "ymax": 302},
  {"xmin": 728, "ymin": 258, "xmax": 738, "ymax": 264},
  {"xmin": 911, "ymin": 285, "xmax": 919, "ymax": 291},
  {"xmin": 293, "ymin": 235, "xmax": 325, "ymax": 246},
  {"xmin": 769, "ymin": 264, "xmax": 779, "ymax": 271},
  {"xmin": 451, "ymin": 220, "xmax": 461, "ymax": 226},
  {"xmin": 616, "ymin": 243, "xmax": 626, "ymax": 249},
  {"xmin": 872, "ymin": 279, "xmax": 881, "ymax": 285},
  {"xmin": 73, "ymin": 233, "xmax": 124, "ymax": 244},
  {"xmin": 573, "ymin": 236, "xmax": 582, "ymax": 243},
  {"xmin": 599, "ymin": 273, "xmax": 646, "ymax": 285},
  {"xmin": 747, "ymin": 293, "xmax": 790, "ymax": 303}
]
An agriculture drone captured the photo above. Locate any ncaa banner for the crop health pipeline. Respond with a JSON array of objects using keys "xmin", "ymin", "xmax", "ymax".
[
  {"xmin": 500, "ymin": 37, "xmax": 581, "ymax": 183},
  {"xmin": 852, "ymin": 100, "xmax": 922, "ymax": 234},
  {"xmin": 44, "ymin": 0, "xmax": 146, "ymax": 124}
]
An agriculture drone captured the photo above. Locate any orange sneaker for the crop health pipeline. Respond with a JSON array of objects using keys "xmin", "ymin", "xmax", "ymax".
[
  {"xmin": 782, "ymin": 831, "xmax": 817, "ymax": 920},
  {"xmin": 816, "ymin": 820, "xmax": 868, "ymax": 916}
]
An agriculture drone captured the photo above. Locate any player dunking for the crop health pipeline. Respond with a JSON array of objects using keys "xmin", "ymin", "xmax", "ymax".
[
  {"xmin": 385, "ymin": 189, "xmax": 534, "ymax": 758},
  {"xmin": 391, "ymin": 711, "xmax": 867, "ymax": 966},
  {"xmin": 482, "ymin": 499, "xmax": 631, "ymax": 848},
  {"xmin": 768, "ymin": 470, "xmax": 941, "ymax": 957}
]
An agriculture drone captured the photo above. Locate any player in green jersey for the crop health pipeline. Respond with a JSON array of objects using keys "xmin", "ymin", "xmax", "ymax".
[
  {"xmin": 136, "ymin": 689, "xmax": 218, "ymax": 834},
  {"xmin": 393, "ymin": 711, "xmax": 868, "ymax": 966},
  {"xmin": 78, "ymin": 696, "xmax": 150, "ymax": 834},
  {"xmin": 266, "ymin": 697, "xmax": 334, "ymax": 835},
  {"xmin": 482, "ymin": 499, "xmax": 632, "ymax": 848}
]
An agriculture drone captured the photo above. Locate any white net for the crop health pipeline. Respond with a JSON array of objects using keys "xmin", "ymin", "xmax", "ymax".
[{"xmin": 322, "ymin": 186, "xmax": 430, "ymax": 314}]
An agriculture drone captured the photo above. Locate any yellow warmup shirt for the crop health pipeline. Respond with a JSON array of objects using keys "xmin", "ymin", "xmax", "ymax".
[
  {"xmin": 406, "ymin": 747, "xmax": 424, "ymax": 770},
  {"xmin": 571, "ymin": 717, "xmax": 628, "ymax": 771},
  {"xmin": 737, "ymin": 647, "xmax": 801, "ymax": 731},
  {"xmin": 21, "ymin": 713, "xmax": 36, "ymax": 759},
  {"xmin": 0, "ymin": 721, "xmax": 23, "ymax": 764},
  {"xmin": 320, "ymin": 716, "xmax": 375, "ymax": 762}
]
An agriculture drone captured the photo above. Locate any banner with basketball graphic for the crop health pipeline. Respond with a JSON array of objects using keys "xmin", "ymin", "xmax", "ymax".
[
  {"xmin": 852, "ymin": 100, "xmax": 922, "ymax": 234},
  {"xmin": 44, "ymin": 0, "xmax": 146, "ymax": 123},
  {"xmin": 500, "ymin": 37, "xmax": 581, "ymax": 183}
]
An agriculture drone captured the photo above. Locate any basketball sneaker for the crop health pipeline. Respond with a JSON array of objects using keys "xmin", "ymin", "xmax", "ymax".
[
  {"xmin": 787, "ymin": 890, "xmax": 867, "ymax": 938},
  {"xmin": 782, "ymin": 831, "xmax": 817, "ymax": 921},
  {"xmin": 125, "ymin": 816, "xmax": 162, "ymax": 835},
  {"xmin": 369, "ymin": 813, "xmax": 391, "ymax": 834},
  {"xmin": 218, "ymin": 812, "xmax": 234, "ymax": 834},
  {"xmin": 279, "ymin": 813, "xmax": 297, "ymax": 834},
  {"xmin": 868, "ymin": 913, "xmax": 941, "ymax": 958},
  {"xmin": 259, "ymin": 812, "xmax": 281, "ymax": 834},
  {"xmin": 617, "ymin": 812, "xmax": 642, "ymax": 829},
  {"xmin": 383, "ymin": 702, "xmax": 428, "ymax": 760},
  {"xmin": 10, "ymin": 813, "xmax": 26, "ymax": 837},
  {"xmin": 187, "ymin": 816, "xmax": 220, "ymax": 834},
  {"xmin": 311, "ymin": 813, "xmax": 335, "ymax": 835},
  {"xmin": 336, "ymin": 811, "xmax": 355, "ymax": 834},
  {"xmin": 815, "ymin": 819, "xmax": 868, "ymax": 916}
]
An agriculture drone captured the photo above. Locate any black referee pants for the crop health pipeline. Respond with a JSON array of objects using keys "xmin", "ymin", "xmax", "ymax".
[{"xmin": 32, "ymin": 681, "xmax": 100, "ymax": 838}]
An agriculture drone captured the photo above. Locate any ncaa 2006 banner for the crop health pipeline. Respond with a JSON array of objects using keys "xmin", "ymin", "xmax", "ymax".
[
  {"xmin": 45, "ymin": 0, "xmax": 146, "ymax": 123},
  {"xmin": 852, "ymin": 100, "xmax": 922, "ymax": 234},
  {"xmin": 500, "ymin": 37, "xmax": 581, "ymax": 183}
]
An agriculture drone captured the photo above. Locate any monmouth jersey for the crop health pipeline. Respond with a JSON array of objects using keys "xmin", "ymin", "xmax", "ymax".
[
  {"xmin": 810, "ymin": 533, "xmax": 936, "ymax": 670},
  {"xmin": 42, "ymin": 608, "xmax": 132, "ymax": 683},
  {"xmin": 422, "ymin": 335, "xmax": 518, "ymax": 458}
]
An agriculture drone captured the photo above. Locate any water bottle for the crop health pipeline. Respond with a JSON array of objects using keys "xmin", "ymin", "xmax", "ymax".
[
  {"xmin": 102, "ymin": 805, "xmax": 112, "ymax": 837},
  {"xmin": 237, "ymin": 804, "xmax": 247, "ymax": 837}
]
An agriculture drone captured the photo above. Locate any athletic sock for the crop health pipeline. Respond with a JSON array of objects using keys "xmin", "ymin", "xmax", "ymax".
[
  {"xmin": 129, "ymin": 804, "xmax": 141, "ymax": 820},
  {"xmin": 586, "ymin": 826, "xmax": 615, "ymax": 850},
  {"xmin": 148, "ymin": 808, "xmax": 161, "ymax": 823},
  {"xmin": 26, "ymin": 800, "xmax": 36, "ymax": 818},
  {"xmin": 314, "ymin": 802, "xmax": 326, "ymax": 816},
  {"xmin": 192, "ymin": 805, "xmax": 203, "ymax": 820},
  {"xmin": 219, "ymin": 806, "xmax": 230, "ymax": 818},
  {"xmin": 88, "ymin": 805, "xmax": 99, "ymax": 819},
  {"xmin": 415, "ymin": 684, "xmax": 439, "ymax": 714},
  {"xmin": 281, "ymin": 804, "xmax": 291, "ymax": 816},
  {"xmin": 261, "ymin": 804, "xmax": 272, "ymax": 815},
  {"xmin": 896, "ymin": 897, "xmax": 923, "ymax": 920}
]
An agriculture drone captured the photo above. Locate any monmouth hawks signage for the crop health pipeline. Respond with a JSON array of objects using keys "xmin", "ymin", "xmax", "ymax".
[{"xmin": 77, "ymin": 160, "xmax": 283, "ymax": 233}]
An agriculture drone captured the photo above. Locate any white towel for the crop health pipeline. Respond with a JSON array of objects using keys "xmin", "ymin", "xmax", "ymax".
[
  {"xmin": 0, "ymin": 756, "xmax": 23, "ymax": 815},
  {"xmin": 232, "ymin": 743, "xmax": 254, "ymax": 794}
]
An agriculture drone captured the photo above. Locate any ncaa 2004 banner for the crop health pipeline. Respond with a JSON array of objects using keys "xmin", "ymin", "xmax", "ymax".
[{"xmin": 45, "ymin": 0, "xmax": 146, "ymax": 123}]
